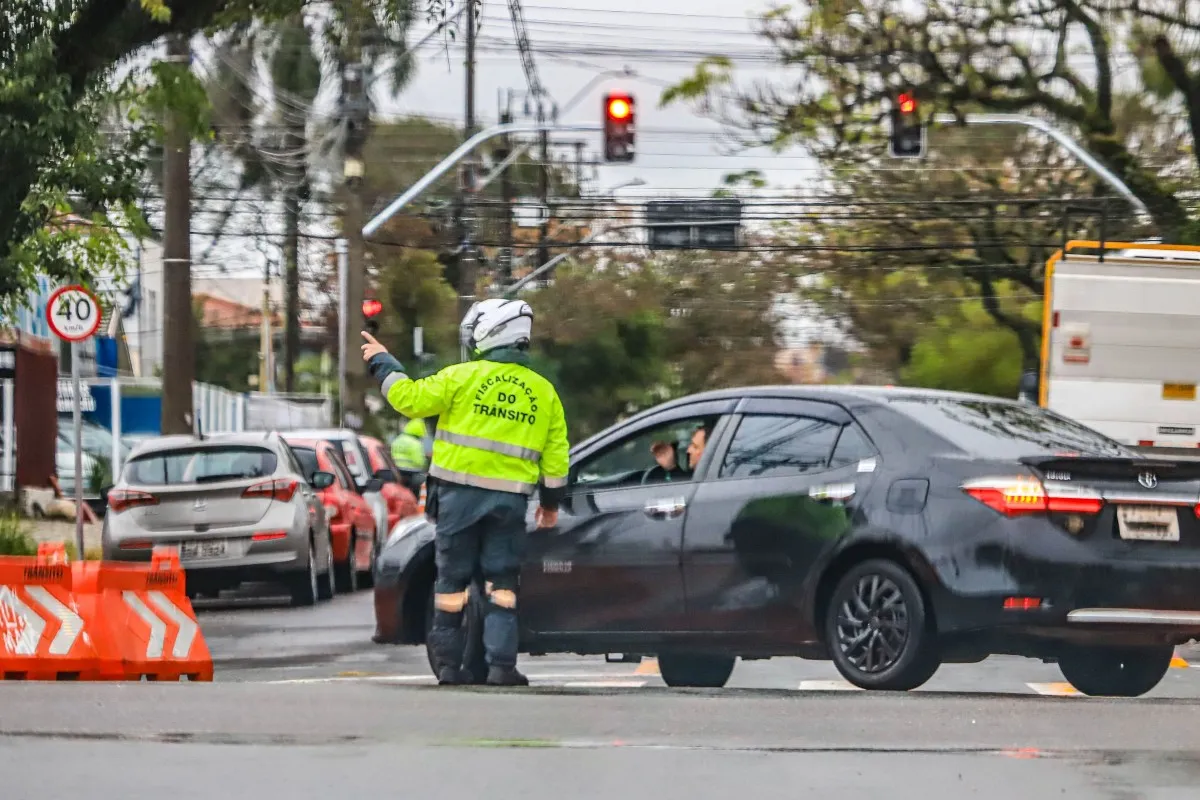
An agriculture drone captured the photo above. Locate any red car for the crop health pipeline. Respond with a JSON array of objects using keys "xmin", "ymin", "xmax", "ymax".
[
  {"xmin": 360, "ymin": 435, "xmax": 419, "ymax": 533},
  {"xmin": 285, "ymin": 437, "xmax": 378, "ymax": 592}
]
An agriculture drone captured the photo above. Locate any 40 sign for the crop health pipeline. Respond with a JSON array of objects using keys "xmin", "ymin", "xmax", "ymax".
[{"xmin": 46, "ymin": 285, "xmax": 101, "ymax": 342}]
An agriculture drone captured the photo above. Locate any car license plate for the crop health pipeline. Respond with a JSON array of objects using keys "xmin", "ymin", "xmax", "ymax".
[
  {"xmin": 180, "ymin": 539, "xmax": 228, "ymax": 560},
  {"xmin": 1117, "ymin": 506, "xmax": 1180, "ymax": 542}
]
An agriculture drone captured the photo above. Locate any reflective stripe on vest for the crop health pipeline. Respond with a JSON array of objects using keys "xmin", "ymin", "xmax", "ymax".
[
  {"xmin": 435, "ymin": 428, "xmax": 542, "ymax": 462},
  {"xmin": 429, "ymin": 464, "xmax": 536, "ymax": 495}
]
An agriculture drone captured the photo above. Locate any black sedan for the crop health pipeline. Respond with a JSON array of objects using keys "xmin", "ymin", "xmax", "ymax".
[{"xmin": 373, "ymin": 385, "xmax": 1200, "ymax": 696}]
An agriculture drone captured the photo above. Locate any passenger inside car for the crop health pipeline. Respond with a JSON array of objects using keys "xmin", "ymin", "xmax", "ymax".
[{"xmin": 645, "ymin": 440, "xmax": 689, "ymax": 483}]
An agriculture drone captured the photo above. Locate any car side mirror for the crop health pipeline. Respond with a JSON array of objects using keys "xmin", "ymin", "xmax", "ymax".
[
  {"xmin": 373, "ymin": 468, "xmax": 396, "ymax": 483},
  {"xmin": 310, "ymin": 471, "xmax": 335, "ymax": 490},
  {"xmin": 365, "ymin": 477, "xmax": 384, "ymax": 493}
]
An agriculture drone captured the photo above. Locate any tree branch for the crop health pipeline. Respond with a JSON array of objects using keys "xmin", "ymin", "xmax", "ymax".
[{"xmin": 1152, "ymin": 34, "xmax": 1200, "ymax": 175}]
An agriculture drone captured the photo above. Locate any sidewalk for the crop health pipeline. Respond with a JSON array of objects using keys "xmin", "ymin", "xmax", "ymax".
[{"xmin": 28, "ymin": 518, "xmax": 103, "ymax": 554}]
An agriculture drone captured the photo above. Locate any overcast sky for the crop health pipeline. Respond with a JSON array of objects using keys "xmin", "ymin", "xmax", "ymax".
[{"xmin": 379, "ymin": 0, "xmax": 815, "ymax": 198}]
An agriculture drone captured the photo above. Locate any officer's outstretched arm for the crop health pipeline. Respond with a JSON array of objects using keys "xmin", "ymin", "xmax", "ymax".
[
  {"xmin": 537, "ymin": 392, "xmax": 571, "ymax": 510},
  {"xmin": 367, "ymin": 351, "xmax": 455, "ymax": 418}
]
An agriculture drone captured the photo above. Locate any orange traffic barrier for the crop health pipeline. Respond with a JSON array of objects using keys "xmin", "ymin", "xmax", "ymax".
[
  {"xmin": 0, "ymin": 549, "xmax": 98, "ymax": 680},
  {"xmin": 1, "ymin": 544, "xmax": 212, "ymax": 682},
  {"xmin": 73, "ymin": 546, "xmax": 212, "ymax": 682}
]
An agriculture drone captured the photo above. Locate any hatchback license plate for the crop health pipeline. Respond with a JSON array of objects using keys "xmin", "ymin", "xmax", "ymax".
[
  {"xmin": 1117, "ymin": 506, "xmax": 1180, "ymax": 542},
  {"xmin": 181, "ymin": 539, "xmax": 227, "ymax": 560}
]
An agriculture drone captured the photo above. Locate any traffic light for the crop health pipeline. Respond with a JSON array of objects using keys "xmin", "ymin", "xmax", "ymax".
[
  {"xmin": 362, "ymin": 298, "xmax": 383, "ymax": 334},
  {"xmin": 888, "ymin": 91, "xmax": 926, "ymax": 158},
  {"xmin": 603, "ymin": 92, "xmax": 635, "ymax": 162}
]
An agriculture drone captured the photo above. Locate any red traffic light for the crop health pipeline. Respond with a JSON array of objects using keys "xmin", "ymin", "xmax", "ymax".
[
  {"xmin": 362, "ymin": 299, "xmax": 383, "ymax": 318},
  {"xmin": 606, "ymin": 95, "xmax": 633, "ymax": 121},
  {"xmin": 897, "ymin": 92, "xmax": 917, "ymax": 114}
]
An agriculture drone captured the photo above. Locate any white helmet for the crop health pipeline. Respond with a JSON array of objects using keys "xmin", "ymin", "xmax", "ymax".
[{"xmin": 460, "ymin": 298, "xmax": 533, "ymax": 353}]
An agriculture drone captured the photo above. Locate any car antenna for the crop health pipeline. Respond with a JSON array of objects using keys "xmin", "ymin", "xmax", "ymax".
[{"xmin": 193, "ymin": 413, "xmax": 205, "ymax": 441}]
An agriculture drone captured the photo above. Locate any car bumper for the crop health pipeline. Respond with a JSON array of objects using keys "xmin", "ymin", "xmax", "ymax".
[{"xmin": 933, "ymin": 538, "xmax": 1200, "ymax": 648}]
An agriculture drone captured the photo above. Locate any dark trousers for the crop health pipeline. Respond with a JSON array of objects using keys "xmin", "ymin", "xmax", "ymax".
[{"xmin": 429, "ymin": 483, "xmax": 528, "ymax": 671}]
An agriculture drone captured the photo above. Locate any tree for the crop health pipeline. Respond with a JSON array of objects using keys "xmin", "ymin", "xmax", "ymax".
[
  {"xmin": 526, "ymin": 248, "xmax": 789, "ymax": 438},
  {"xmin": 0, "ymin": 0, "xmax": 463, "ymax": 314},
  {"xmin": 662, "ymin": 2, "xmax": 1199, "ymax": 382},
  {"xmin": 662, "ymin": 0, "xmax": 1200, "ymax": 241}
]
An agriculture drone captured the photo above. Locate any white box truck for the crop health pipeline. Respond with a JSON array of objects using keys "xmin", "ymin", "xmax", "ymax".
[{"xmin": 1028, "ymin": 240, "xmax": 1200, "ymax": 457}]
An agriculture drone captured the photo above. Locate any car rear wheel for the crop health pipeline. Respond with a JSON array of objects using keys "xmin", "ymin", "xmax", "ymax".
[
  {"xmin": 335, "ymin": 530, "xmax": 360, "ymax": 593},
  {"xmin": 825, "ymin": 558, "xmax": 940, "ymax": 691},
  {"xmin": 1057, "ymin": 644, "xmax": 1173, "ymax": 697},
  {"xmin": 657, "ymin": 654, "xmax": 736, "ymax": 688},
  {"xmin": 317, "ymin": 534, "xmax": 336, "ymax": 601},
  {"xmin": 289, "ymin": 538, "xmax": 320, "ymax": 607},
  {"xmin": 424, "ymin": 582, "xmax": 488, "ymax": 684}
]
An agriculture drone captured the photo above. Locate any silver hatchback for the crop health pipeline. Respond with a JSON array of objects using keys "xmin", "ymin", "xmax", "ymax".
[{"xmin": 101, "ymin": 432, "xmax": 338, "ymax": 606}]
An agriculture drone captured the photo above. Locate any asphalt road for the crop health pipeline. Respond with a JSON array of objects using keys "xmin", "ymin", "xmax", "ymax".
[{"xmin": 4, "ymin": 585, "xmax": 1200, "ymax": 799}]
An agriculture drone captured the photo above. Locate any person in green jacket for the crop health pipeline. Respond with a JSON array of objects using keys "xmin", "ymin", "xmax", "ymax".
[
  {"xmin": 361, "ymin": 298, "xmax": 569, "ymax": 687},
  {"xmin": 391, "ymin": 417, "xmax": 429, "ymax": 472}
]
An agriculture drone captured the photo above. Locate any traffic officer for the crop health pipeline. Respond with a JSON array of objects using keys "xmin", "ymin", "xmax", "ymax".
[
  {"xmin": 360, "ymin": 298, "xmax": 569, "ymax": 686},
  {"xmin": 391, "ymin": 417, "xmax": 429, "ymax": 472}
]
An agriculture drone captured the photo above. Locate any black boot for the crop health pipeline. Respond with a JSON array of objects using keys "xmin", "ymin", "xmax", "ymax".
[
  {"xmin": 428, "ymin": 626, "xmax": 466, "ymax": 686},
  {"xmin": 486, "ymin": 665, "xmax": 529, "ymax": 686}
]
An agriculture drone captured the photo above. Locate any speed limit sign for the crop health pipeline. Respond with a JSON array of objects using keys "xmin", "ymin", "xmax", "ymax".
[{"xmin": 46, "ymin": 285, "xmax": 101, "ymax": 342}]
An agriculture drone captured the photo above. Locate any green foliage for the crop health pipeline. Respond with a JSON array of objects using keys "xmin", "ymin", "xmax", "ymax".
[
  {"xmin": 0, "ymin": 512, "xmax": 36, "ymax": 556},
  {"xmin": 900, "ymin": 301, "xmax": 1030, "ymax": 398},
  {"xmin": 375, "ymin": 248, "xmax": 459, "ymax": 369},
  {"xmin": 527, "ymin": 250, "xmax": 788, "ymax": 439}
]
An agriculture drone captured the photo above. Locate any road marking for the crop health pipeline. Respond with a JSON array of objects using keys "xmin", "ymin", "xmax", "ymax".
[
  {"xmin": 561, "ymin": 680, "xmax": 648, "ymax": 688},
  {"xmin": 269, "ymin": 672, "xmax": 648, "ymax": 685},
  {"xmin": 1026, "ymin": 682, "xmax": 1081, "ymax": 697},
  {"xmin": 1170, "ymin": 655, "xmax": 1189, "ymax": 669},
  {"xmin": 798, "ymin": 679, "xmax": 862, "ymax": 691},
  {"xmin": 634, "ymin": 658, "xmax": 659, "ymax": 676},
  {"xmin": 25, "ymin": 586, "xmax": 83, "ymax": 656}
]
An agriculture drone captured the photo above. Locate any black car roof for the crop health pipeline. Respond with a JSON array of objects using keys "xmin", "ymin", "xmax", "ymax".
[{"xmin": 649, "ymin": 384, "xmax": 1016, "ymax": 411}]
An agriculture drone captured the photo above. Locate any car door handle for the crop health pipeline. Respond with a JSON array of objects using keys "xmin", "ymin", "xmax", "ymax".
[
  {"xmin": 644, "ymin": 498, "xmax": 686, "ymax": 519},
  {"xmin": 808, "ymin": 483, "xmax": 856, "ymax": 503}
]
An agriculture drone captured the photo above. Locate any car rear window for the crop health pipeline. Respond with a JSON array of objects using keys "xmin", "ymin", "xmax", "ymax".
[
  {"xmin": 888, "ymin": 397, "xmax": 1132, "ymax": 459},
  {"xmin": 124, "ymin": 446, "xmax": 278, "ymax": 486}
]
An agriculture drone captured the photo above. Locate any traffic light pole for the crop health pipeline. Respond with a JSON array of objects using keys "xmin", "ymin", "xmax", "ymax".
[
  {"xmin": 933, "ymin": 113, "xmax": 1151, "ymax": 222},
  {"xmin": 363, "ymin": 122, "xmax": 603, "ymax": 237}
]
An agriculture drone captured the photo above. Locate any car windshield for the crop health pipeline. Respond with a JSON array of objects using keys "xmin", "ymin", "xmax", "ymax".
[
  {"xmin": 889, "ymin": 397, "xmax": 1133, "ymax": 459},
  {"xmin": 124, "ymin": 446, "xmax": 278, "ymax": 485}
]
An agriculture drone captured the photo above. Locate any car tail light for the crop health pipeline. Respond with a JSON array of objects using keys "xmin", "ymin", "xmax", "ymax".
[
  {"xmin": 251, "ymin": 531, "xmax": 288, "ymax": 542},
  {"xmin": 1003, "ymin": 596, "xmax": 1043, "ymax": 610},
  {"xmin": 962, "ymin": 477, "xmax": 1103, "ymax": 516},
  {"xmin": 243, "ymin": 478, "xmax": 299, "ymax": 502},
  {"xmin": 108, "ymin": 489, "xmax": 158, "ymax": 514},
  {"xmin": 118, "ymin": 539, "xmax": 154, "ymax": 550}
]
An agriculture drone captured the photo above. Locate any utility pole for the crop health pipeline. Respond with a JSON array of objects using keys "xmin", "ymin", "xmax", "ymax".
[
  {"xmin": 340, "ymin": 16, "xmax": 368, "ymax": 428},
  {"xmin": 574, "ymin": 141, "xmax": 585, "ymax": 196},
  {"xmin": 537, "ymin": 105, "xmax": 550, "ymax": 271},
  {"xmin": 161, "ymin": 34, "xmax": 195, "ymax": 436},
  {"xmin": 498, "ymin": 92, "xmax": 515, "ymax": 282},
  {"xmin": 456, "ymin": 0, "xmax": 479, "ymax": 323}
]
